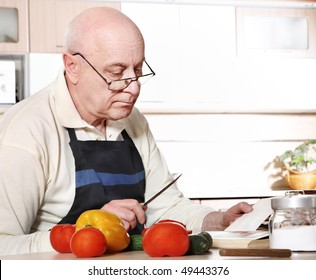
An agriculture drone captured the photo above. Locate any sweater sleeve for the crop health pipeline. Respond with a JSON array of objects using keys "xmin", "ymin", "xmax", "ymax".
[
  {"xmin": 0, "ymin": 232, "xmax": 54, "ymax": 256},
  {"xmin": 0, "ymin": 144, "xmax": 51, "ymax": 255}
]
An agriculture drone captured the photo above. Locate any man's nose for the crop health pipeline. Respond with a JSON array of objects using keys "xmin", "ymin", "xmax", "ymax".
[{"xmin": 125, "ymin": 78, "xmax": 141, "ymax": 94}]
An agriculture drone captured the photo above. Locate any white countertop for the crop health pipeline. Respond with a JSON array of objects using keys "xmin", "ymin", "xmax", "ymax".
[{"xmin": 1, "ymin": 249, "xmax": 315, "ymax": 260}]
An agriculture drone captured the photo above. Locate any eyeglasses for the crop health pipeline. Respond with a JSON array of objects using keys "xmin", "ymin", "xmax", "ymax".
[{"xmin": 72, "ymin": 52, "xmax": 155, "ymax": 91}]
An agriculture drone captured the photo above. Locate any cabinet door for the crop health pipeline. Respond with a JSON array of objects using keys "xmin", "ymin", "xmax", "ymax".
[
  {"xmin": 29, "ymin": 0, "xmax": 120, "ymax": 53},
  {"xmin": 0, "ymin": 0, "xmax": 28, "ymax": 53}
]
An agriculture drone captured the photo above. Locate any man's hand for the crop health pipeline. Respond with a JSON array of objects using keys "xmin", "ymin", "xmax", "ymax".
[
  {"xmin": 101, "ymin": 199, "xmax": 146, "ymax": 231},
  {"xmin": 222, "ymin": 202, "xmax": 253, "ymax": 228},
  {"xmin": 202, "ymin": 202, "xmax": 253, "ymax": 231}
]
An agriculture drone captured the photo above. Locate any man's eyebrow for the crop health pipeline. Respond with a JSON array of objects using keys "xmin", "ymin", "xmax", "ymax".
[
  {"xmin": 100, "ymin": 64, "xmax": 124, "ymax": 73},
  {"xmin": 104, "ymin": 61, "xmax": 143, "ymax": 71},
  {"xmin": 105, "ymin": 63, "xmax": 125, "ymax": 68}
]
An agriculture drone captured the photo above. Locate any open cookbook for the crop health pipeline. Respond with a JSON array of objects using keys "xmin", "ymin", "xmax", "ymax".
[
  {"xmin": 207, "ymin": 198, "xmax": 273, "ymax": 249},
  {"xmin": 207, "ymin": 230, "xmax": 269, "ymax": 249}
]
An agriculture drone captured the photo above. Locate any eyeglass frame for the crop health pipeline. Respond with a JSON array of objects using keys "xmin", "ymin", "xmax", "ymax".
[{"xmin": 71, "ymin": 52, "xmax": 155, "ymax": 91}]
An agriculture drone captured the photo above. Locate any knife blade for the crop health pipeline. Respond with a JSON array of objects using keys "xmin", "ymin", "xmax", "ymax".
[{"xmin": 142, "ymin": 173, "xmax": 182, "ymax": 208}]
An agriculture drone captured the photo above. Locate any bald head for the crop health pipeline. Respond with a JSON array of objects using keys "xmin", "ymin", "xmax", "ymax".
[
  {"xmin": 62, "ymin": 7, "xmax": 147, "ymax": 124},
  {"xmin": 64, "ymin": 7, "xmax": 144, "ymax": 54}
]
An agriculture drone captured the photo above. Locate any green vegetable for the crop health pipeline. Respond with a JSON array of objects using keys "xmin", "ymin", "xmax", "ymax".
[
  {"xmin": 197, "ymin": 231, "xmax": 213, "ymax": 248},
  {"xmin": 186, "ymin": 234, "xmax": 210, "ymax": 255},
  {"xmin": 125, "ymin": 234, "xmax": 143, "ymax": 251}
]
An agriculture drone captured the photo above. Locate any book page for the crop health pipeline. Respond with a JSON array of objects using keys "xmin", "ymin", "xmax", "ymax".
[{"xmin": 224, "ymin": 197, "xmax": 274, "ymax": 232}]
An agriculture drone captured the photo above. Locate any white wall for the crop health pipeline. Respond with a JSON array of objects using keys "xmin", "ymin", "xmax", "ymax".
[
  {"xmin": 144, "ymin": 113, "xmax": 316, "ymax": 198},
  {"xmin": 29, "ymin": 53, "xmax": 63, "ymax": 95}
]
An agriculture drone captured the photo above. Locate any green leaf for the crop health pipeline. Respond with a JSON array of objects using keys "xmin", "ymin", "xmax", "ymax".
[{"xmin": 278, "ymin": 140, "xmax": 316, "ymax": 172}]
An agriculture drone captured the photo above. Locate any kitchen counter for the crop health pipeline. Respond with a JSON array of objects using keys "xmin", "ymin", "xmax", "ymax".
[
  {"xmin": 1, "ymin": 249, "xmax": 316, "ymax": 260},
  {"xmin": 2, "ymin": 249, "xmax": 315, "ymax": 280}
]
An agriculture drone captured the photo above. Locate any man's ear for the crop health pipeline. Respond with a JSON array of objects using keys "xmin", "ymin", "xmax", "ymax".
[{"xmin": 63, "ymin": 53, "xmax": 78, "ymax": 84}]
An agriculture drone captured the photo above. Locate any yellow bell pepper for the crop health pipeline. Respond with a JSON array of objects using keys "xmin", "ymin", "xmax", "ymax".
[{"xmin": 75, "ymin": 209, "xmax": 130, "ymax": 253}]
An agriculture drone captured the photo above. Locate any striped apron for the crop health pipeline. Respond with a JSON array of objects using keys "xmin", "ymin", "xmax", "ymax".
[{"xmin": 59, "ymin": 128, "xmax": 145, "ymax": 234}]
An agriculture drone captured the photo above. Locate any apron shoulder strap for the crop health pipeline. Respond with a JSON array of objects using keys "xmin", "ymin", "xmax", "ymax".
[
  {"xmin": 67, "ymin": 128, "xmax": 77, "ymax": 141},
  {"xmin": 121, "ymin": 129, "xmax": 131, "ymax": 140}
]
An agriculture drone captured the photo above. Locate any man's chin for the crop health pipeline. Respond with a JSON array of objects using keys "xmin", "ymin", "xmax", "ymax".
[{"xmin": 111, "ymin": 108, "xmax": 133, "ymax": 120}]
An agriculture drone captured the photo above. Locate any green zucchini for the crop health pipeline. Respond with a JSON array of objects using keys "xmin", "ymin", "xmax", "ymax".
[
  {"xmin": 197, "ymin": 231, "xmax": 213, "ymax": 248},
  {"xmin": 126, "ymin": 234, "xmax": 143, "ymax": 251},
  {"xmin": 186, "ymin": 234, "xmax": 210, "ymax": 255}
]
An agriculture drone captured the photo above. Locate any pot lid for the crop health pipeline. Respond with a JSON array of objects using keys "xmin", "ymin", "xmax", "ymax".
[{"xmin": 271, "ymin": 192, "xmax": 316, "ymax": 209}]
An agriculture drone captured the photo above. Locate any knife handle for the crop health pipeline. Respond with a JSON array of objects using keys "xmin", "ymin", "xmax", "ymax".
[{"xmin": 219, "ymin": 248, "xmax": 292, "ymax": 258}]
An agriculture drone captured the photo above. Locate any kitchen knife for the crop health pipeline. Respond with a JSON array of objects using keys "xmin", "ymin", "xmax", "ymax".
[{"xmin": 142, "ymin": 173, "xmax": 182, "ymax": 208}]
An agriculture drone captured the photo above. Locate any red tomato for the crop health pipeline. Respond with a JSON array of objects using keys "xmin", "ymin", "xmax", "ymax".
[
  {"xmin": 70, "ymin": 227, "xmax": 107, "ymax": 258},
  {"xmin": 142, "ymin": 219, "xmax": 192, "ymax": 235},
  {"xmin": 50, "ymin": 224, "xmax": 75, "ymax": 253},
  {"xmin": 157, "ymin": 219, "xmax": 192, "ymax": 234},
  {"xmin": 142, "ymin": 222, "xmax": 190, "ymax": 257}
]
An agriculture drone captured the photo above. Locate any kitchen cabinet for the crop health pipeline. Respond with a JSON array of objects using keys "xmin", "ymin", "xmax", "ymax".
[
  {"xmin": 0, "ymin": 0, "xmax": 28, "ymax": 53},
  {"xmin": 123, "ymin": 2, "xmax": 316, "ymax": 112},
  {"xmin": 29, "ymin": 0, "xmax": 120, "ymax": 53},
  {"xmin": 236, "ymin": 7, "xmax": 316, "ymax": 58},
  {"xmin": 122, "ymin": 2, "xmax": 236, "ymax": 104}
]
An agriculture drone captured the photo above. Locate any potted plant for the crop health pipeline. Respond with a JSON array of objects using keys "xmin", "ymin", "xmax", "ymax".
[{"xmin": 277, "ymin": 140, "xmax": 316, "ymax": 190}]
